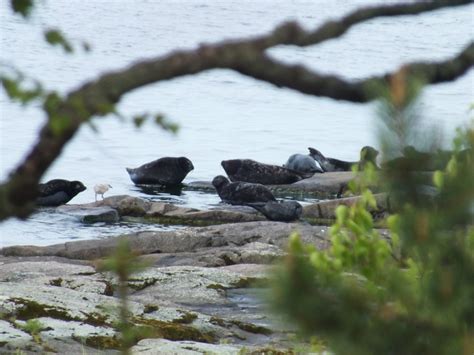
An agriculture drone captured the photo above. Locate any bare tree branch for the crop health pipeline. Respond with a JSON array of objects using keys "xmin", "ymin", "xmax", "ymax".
[{"xmin": 1, "ymin": 0, "xmax": 473, "ymax": 220}]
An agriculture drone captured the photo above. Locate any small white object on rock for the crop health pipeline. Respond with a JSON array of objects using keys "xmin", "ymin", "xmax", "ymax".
[{"xmin": 94, "ymin": 184, "xmax": 112, "ymax": 201}]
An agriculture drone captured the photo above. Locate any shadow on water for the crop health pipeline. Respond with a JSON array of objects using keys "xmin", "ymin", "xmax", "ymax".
[{"xmin": 134, "ymin": 184, "xmax": 184, "ymax": 196}]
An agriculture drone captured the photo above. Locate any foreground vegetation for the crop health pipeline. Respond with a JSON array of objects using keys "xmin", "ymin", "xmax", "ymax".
[{"xmin": 273, "ymin": 76, "xmax": 474, "ymax": 354}]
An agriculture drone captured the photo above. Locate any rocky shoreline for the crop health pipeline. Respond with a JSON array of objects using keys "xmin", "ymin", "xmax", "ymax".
[{"xmin": 0, "ymin": 172, "xmax": 389, "ymax": 354}]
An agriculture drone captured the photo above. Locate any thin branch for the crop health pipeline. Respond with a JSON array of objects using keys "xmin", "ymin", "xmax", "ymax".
[{"xmin": 0, "ymin": 0, "xmax": 472, "ymax": 220}]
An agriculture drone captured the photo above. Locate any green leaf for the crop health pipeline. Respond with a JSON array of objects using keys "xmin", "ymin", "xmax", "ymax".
[
  {"xmin": 1, "ymin": 75, "xmax": 44, "ymax": 105},
  {"xmin": 133, "ymin": 115, "xmax": 147, "ymax": 128},
  {"xmin": 44, "ymin": 29, "xmax": 73, "ymax": 53},
  {"xmin": 11, "ymin": 0, "xmax": 34, "ymax": 18},
  {"xmin": 154, "ymin": 114, "xmax": 179, "ymax": 134}
]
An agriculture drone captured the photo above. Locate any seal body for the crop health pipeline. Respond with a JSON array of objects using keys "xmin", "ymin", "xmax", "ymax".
[
  {"xmin": 284, "ymin": 154, "xmax": 324, "ymax": 174},
  {"xmin": 212, "ymin": 175, "xmax": 276, "ymax": 205},
  {"xmin": 126, "ymin": 157, "xmax": 194, "ymax": 185},
  {"xmin": 37, "ymin": 179, "xmax": 86, "ymax": 206},
  {"xmin": 247, "ymin": 200, "xmax": 303, "ymax": 222},
  {"xmin": 221, "ymin": 159, "xmax": 310, "ymax": 185}
]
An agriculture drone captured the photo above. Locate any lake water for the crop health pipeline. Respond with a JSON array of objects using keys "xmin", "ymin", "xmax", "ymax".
[{"xmin": 1, "ymin": 1, "xmax": 473, "ymax": 246}]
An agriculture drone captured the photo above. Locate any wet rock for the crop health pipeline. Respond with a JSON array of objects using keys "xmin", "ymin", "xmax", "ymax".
[
  {"xmin": 56, "ymin": 205, "xmax": 119, "ymax": 223},
  {"xmin": 127, "ymin": 265, "xmax": 266, "ymax": 307},
  {"xmin": 146, "ymin": 202, "xmax": 198, "ymax": 216}
]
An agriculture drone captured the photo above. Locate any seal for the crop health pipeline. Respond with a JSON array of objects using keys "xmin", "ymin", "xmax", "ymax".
[
  {"xmin": 221, "ymin": 159, "xmax": 312, "ymax": 185},
  {"xmin": 284, "ymin": 154, "xmax": 324, "ymax": 174},
  {"xmin": 308, "ymin": 146, "xmax": 379, "ymax": 172},
  {"xmin": 246, "ymin": 200, "xmax": 303, "ymax": 222},
  {"xmin": 37, "ymin": 179, "xmax": 86, "ymax": 206},
  {"xmin": 212, "ymin": 175, "xmax": 276, "ymax": 205},
  {"xmin": 126, "ymin": 157, "xmax": 194, "ymax": 185}
]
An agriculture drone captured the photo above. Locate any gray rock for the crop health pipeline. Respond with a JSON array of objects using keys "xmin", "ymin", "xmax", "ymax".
[
  {"xmin": 303, "ymin": 193, "xmax": 389, "ymax": 219},
  {"xmin": 131, "ymin": 338, "xmax": 242, "ymax": 354},
  {"xmin": 0, "ymin": 320, "xmax": 32, "ymax": 346},
  {"xmin": 1, "ymin": 221, "xmax": 329, "ymax": 260},
  {"xmin": 57, "ymin": 205, "xmax": 120, "ymax": 223}
]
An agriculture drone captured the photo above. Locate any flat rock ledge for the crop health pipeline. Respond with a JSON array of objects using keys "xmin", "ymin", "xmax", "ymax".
[
  {"xmin": 0, "ymin": 221, "xmax": 331, "ymax": 354},
  {"xmin": 54, "ymin": 191, "xmax": 389, "ymax": 227}
]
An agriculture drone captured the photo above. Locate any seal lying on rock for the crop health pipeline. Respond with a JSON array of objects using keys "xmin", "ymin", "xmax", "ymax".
[
  {"xmin": 212, "ymin": 175, "xmax": 276, "ymax": 205},
  {"xmin": 37, "ymin": 179, "xmax": 86, "ymax": 206},
  {"xmin": 247, "ymin": 200, "xmax": 303, "ymax": 222},
  {"xmin": 308, "ymin": 146, "xmax": 379, "ymax": 172},
  {"xmin": 221, "ymin": 159, "xmax": 311, "ymax": 185},
  {"xmin": 284, "ymin": 154, "xmax": 324, "ymax": 174},
  {"xmin": 126, "ymin": 157, "xmax": 194, "ymax": 185}
]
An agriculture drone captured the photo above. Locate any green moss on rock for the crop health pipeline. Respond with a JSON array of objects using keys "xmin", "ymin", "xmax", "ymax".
[
  {"xmin": 230, "ymin": 320, "xmax": 273, "ymax": 336},
  {"xmin": 133, "ymin": 317, "xmax": 215, "ymax": 343},
  {"xmin": 49, "ymin": 278, "xmax": 63, "ymax": 287},
  {"xmin": 172, "ymin": 311, "xmax": 198, "ymax": 324},
  {"xmin": 143, "ymin": 304, "xmax": 159, "ymax": 314},
  {"xmin": 72, "ymin": 334, "xmax": 122, "ymax": 350},
  {"xmin": 9, "ymin": 298, "xmax": 73, "ymax": 321}
]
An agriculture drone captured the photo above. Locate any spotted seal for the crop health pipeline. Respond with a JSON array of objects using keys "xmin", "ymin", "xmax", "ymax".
[
  {"xmin": 212, "ymin": 175, "xmax": 276, "ymax": 205},
  {"xmin": 221, "ymin": 159, "xmax": 312, "ymax": 185},
  {"xmin": 247, "ymin": 200, "xmax": 303, "ymax": 222},
  {"xmin": 308, "ymin": 146, "xmax": 379, "ymax": 172},
  {"xmin": 126, "ymin": 157, "xmax": 194, "ymax": 185},
  {"xmin": 284, "ymin": 154, "xmax": 324, "ymax": 174},
  {"xmin": 37, "ymin": 179, "xmax": 86, "ymax": 206}
]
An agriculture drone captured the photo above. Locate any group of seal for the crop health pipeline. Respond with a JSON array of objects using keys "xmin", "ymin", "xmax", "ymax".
[
  {"xmin": 36, "ymin": 146, "xmax": 378, "ymax": 220},
  {"xmin": 36, "ymin": 157, "xmax": 194, "ymax": 207},
  {"xmin": 211, "ymin": 175, "xmax": 302, "ymax": 222}
]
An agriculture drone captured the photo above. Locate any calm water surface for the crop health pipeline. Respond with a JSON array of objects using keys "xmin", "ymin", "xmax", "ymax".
[{"xmin": 1, "ymin": 1, "xmax": 473, "ymax": 246}]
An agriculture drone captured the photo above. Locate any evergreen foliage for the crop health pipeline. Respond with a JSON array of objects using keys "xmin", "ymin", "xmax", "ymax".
[{"xmin": 272, "ymin": 73, "xmax": 474, "ymax": 355}]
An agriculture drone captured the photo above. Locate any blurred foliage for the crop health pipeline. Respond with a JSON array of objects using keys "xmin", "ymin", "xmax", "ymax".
[
  {"xmin": 96, "ymin": 239, "xmax": 151, "ymax": 355},
  {"xmin": 10, "ymin": 0, "xmax": 34, "ymax": 18},
  {"xmin": 44, "ymin": 29, "xmax": 73, "ymax": 53},
  {"xmin": 132, "ymin": 112, "xmax": 180, "ymax": 134},
  {"xmin": 273, "ymin": 71, "xmax": 474, "ymax": 354}
]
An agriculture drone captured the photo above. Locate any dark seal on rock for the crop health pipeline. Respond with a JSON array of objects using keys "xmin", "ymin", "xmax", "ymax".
[
  {"xmin": 308, "ymin": 146, "xmax": 379, "ymax": 172},
  {"xmin": 247, "ymin": 200, "xmax": 303, "ymax": 222},
  {"xmin": 212, "ymin": 175, "xmax": 276, "ymax": 205},
  {"xmin": 221, "ymin": 159, "xmax": 311, "ymax": 185},
  {"xmin": 37, "ymin": 179, "xmax": 86, "ymax": 206},
  {"xmin": 284, "ymin": 154, "xmax": 324, "ymax": 174},
  {"xmin": 126, "ymin": 157, "xmax": 194, "ymax": 185}
]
